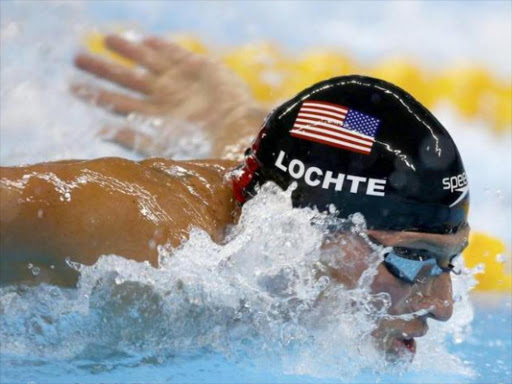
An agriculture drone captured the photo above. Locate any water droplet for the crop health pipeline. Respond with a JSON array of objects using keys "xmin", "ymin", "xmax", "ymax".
[
  {"xmin": 65, "ymin": 257, "xmax": 82, "ymax": 271},
  {"xmin": 31, "ymin": 266, "xmax": 40, "ymax": 276},
  {"xmin": 49, "ymin": 286, "xmax": 60, "ymax": 297},
  {"xmin": 473, "ymin": 263, "xmax": 485, "ymax": 274},
  {"xmin": 37, "ymin": 209, "xmax": 44, "ymax": 218},
  {"xmin": 151, "ymin": 118, "xmax": 163, "ymax": 127},
  {"xmin": 316, "ymin": 275, "xmax": 330, "ymax": 291},
  {"xmin": 27, "ymin": 263, "xmax": 33, "ymax": 270}
]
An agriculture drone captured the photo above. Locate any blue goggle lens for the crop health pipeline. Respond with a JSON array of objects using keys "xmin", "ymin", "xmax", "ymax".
[{"xmin": 383, "ymin": 251, "xmax": 445, "ymax": 284}]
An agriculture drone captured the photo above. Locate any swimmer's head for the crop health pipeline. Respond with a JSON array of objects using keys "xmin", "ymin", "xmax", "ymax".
[{"xmin": 233, "ymin": 75, "xmax": 469, "ymax": 234}]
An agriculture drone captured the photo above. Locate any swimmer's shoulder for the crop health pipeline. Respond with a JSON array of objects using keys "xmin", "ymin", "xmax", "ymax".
[
  {"xmin": 138, "ymin": 158, "xmax": 240, "ymax": 238},
  {"xmin": 139, "ymin": 158, "xmax": 239, "ymax": 181}
]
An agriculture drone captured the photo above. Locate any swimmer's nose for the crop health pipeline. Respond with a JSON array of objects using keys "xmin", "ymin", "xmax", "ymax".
[
  {"xmin": 429, "ymin": 273, "xmax": 454, "ymax": 321},
  {"xmin": 413, "ymin": 273, "xmax": 454, "ymax": 322}
]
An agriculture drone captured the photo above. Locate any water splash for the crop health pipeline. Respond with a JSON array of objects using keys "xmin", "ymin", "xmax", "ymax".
[
  {"xmin": 0, "ymin": 2, "xmax": 492, "ymax": 381},
  {"xmin": 0, "ymin": 184, "xmax": 476, "ymax": 380}
]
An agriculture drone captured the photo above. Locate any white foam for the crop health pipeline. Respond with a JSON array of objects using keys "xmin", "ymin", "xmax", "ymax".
[
  {"xmin": 0, "ymin": 184, "xmax": 477, "ymax": 379},
  {"xmin": 0, "ymin": 1, "xmax": 507, "ymax": 380}
]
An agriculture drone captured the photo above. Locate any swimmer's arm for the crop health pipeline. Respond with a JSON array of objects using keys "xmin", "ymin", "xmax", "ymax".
[
  {"xmin": 0, "ymin": 159, "xmax": 164, "ymax": 286},
  {"xmin": 1, "ymin": 162, "xmax": 83, "ymax": 285},
  {"xmin": 72, "ymin": 35, "xmax": 268, "ymax": 159},
  {"xmin": 0, "ymin": 157, "xmax": 238, "ymax": 286}
]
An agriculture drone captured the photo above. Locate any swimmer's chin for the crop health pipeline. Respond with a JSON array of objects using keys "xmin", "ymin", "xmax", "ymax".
[
  {"xmin": 384, "ymin": 337, "xmax": 416, "ymax": 363},
  {"xmin": 372, "ymin": 320, "xmax": 428, "ymax": 363},
  {"xmin": 373, "ymin": 333, "xmax": 420, "ymax": 363}
]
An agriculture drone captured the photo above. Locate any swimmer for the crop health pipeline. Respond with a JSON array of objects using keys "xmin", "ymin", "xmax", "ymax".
[{"xmin": 1, "ymin": 71, "xmax": 470, "ymax": 359}]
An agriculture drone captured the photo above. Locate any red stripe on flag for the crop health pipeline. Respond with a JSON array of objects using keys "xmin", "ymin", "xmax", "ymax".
[
  {"xmin": 300, "ymin": 106, "xmax": 347, "ymax": 118},
  {"xmin": 291, "ymin": 127, "xmax": 373, "ymax": 150},
  {"xmin": 303, "ymin": 100, "xmax": 349, "ymax": 112},
  {"xmin": 300, "ymin": 109, "xmax": 347, "ymax": 121},
  {"xmin": 297, "ymin": 110, "xmax": 346, "ymax": 123},
  {"xmin": 291, "ymin": 100, "xmax": 378, "ymax": 155},
  {"xmin": 294, "ymin": 120, "xmax": 374, "ymax": 144},
  {"xmin": 290, "ymin": 131, "xmax": 370, "ymax": 155}
]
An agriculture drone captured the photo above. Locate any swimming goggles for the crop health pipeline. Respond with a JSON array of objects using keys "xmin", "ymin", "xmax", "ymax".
[{"xmin": 369, "ymin": 237, "xmax": 458, "ymax": 284}]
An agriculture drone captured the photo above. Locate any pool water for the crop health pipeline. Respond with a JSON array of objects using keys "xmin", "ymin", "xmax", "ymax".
[
  {"xmin": 1, "ymin": 1, "xmax": 511, "ymax": 383},
  {"xmin": 448, "ymin": 295, "xmax": 511, "ymax": 383},
  {"xmin": 0, "ymin": 186, "xmax": 509, "ymax": 383},
  {"xmin": 0, "ymin": 294, "xmax": 510, "ymax": 383}
]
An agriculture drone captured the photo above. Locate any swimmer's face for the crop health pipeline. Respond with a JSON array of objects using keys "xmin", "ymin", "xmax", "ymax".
[{"xmin": 327, "ymin": 225, "xmax": 470, "ymax": 360}]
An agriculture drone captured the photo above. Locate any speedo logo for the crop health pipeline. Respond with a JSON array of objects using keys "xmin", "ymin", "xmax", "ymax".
[
  {"xmin": 274, "ymin": 150, "xmax": 387, "ymax": 196},
  {"xmin": 442, "ymin": 172, "xmax": 469, "ymax": 207},
  {"xmin": 442, "ymin": 172, "xmax": 468, "ymax": 192}
]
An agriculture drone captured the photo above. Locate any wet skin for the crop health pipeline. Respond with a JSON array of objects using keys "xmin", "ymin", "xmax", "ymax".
[
  {"xmin": 1, "ymin": 157, "xmax": 470, "ymax": 359},
  {"xmin": 327, "ymin": 227, "xmax": 470, "ymax": 358},
  {"xmin": 0, "ymin": 157, "xmax": 238, "ymax": 286},
  {"xmin": 1, "ymin": 34, "xmax": 469, "ymax": 357}
]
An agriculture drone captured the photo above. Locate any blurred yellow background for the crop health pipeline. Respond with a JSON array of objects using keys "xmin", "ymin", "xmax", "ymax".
[{"xmin": 87, "ymin": 32, "xmax": 512, "ymax": 134}]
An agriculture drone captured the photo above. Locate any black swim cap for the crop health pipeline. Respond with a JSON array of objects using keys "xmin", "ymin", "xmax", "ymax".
[{"xmin": 233, "ymin": 75, "xmax": 469, "ymax": 234}]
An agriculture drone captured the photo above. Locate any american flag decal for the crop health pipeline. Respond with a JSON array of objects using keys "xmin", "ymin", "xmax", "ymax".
[{"xmin": 290, "ymin": 100, "xmax": 380, "ymax": 155}]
